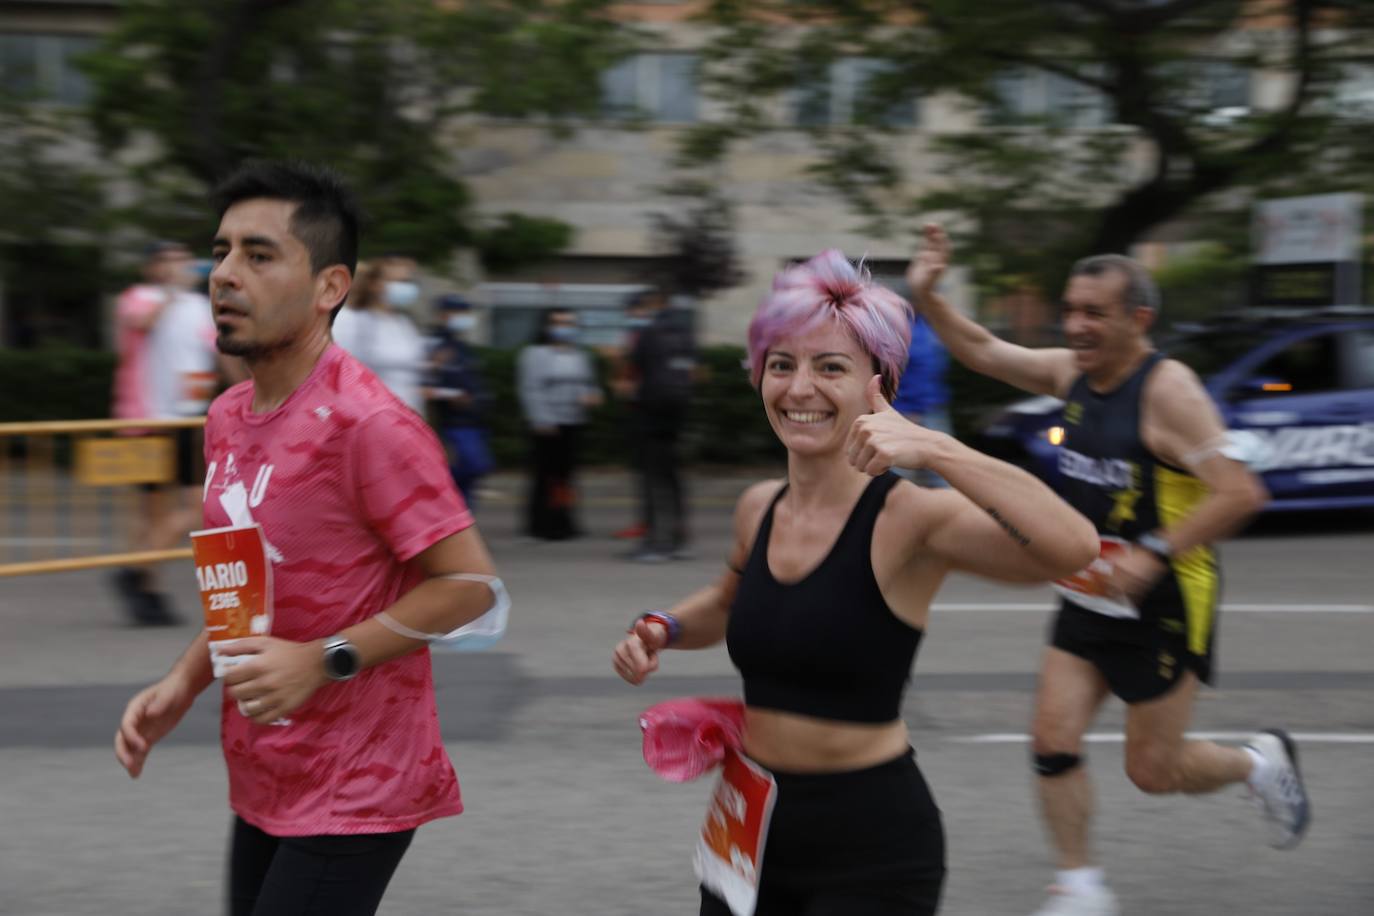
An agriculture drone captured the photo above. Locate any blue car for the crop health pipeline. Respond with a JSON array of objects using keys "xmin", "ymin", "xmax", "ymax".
[{"xmin": 975, "ymin": 309, "xmax": 1374, "ymax": 511}]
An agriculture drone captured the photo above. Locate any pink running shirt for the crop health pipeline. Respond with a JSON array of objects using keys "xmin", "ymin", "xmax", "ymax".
[
  {"xmin": 112, "ymin": 284, "xmax": 168, "ymax": 420},
  {"xmin": 202, "ymin": 344, "xmax": 473, "ymax": 836}
]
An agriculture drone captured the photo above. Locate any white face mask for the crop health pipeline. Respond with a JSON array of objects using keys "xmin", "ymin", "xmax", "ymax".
[
  {"xmin": 447, "ymin": 314, "xmax": 476, "ymax": 333},
  {"xmin": 384, "ymin": 280, "xmax": 419, "ymax": 309}
]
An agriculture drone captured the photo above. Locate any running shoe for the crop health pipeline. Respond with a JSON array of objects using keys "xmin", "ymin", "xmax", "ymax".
[
  {"xmin": 1245, "ymin": 728, "xmax": 1311, "ymax": 850},
  {"xmin": 1030, "ymin": 885, "xmax": 1119, "ymax": 916}
]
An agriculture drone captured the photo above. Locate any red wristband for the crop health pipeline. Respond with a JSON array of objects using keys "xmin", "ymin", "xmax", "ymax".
[{"xmin": 635, "ymin": 611, "xmax": 681, "ymax": 646}]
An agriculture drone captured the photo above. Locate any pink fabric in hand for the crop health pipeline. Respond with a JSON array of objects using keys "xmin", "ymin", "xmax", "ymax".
[{"xmin": 639, "ymin": 697, "xmax": 746, "ymax": 783}]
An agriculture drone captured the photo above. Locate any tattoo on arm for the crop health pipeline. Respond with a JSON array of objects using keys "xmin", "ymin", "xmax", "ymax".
[{"xmin": 985, "ymin": 506, "xmax": 1031, "ymax": 548}]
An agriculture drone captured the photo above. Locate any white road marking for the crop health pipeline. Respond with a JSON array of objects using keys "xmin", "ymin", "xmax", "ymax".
[
  {"xmin": 931, "ymin": 602, "xmax": 1374, "ymax": 614},
  {"xmin": 950, "ymin": 732, "xmax": 1374, "ymax": 745}
]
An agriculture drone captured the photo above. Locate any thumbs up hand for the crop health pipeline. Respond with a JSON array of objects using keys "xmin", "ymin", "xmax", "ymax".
[{"xmin": 846, "ymin": 375, "xmax": 944, "ymax": 476}]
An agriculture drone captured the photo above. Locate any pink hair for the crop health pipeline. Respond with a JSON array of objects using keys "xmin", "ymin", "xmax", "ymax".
[{"xmin": 747, "ymin": 250, "xmax": 913, "ymax": 399}]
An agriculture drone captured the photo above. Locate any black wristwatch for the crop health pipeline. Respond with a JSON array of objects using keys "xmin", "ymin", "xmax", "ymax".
[
  {"xmin": 1135, "ymin": 531, "xmax": 1173, "ymax": 564},
  {"xmin": 322, "ymin": 634, "xmax": 361, "ymax": 681}
]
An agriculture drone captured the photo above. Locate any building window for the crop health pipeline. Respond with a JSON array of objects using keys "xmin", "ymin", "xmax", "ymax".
[
  {"xmin": 600, "ymin": 52, "xmax": 699, "ymax": 123},
  {"xmin": 990, "ymin": 67, "xmax": 1111, "ymax": 128},
  {"xmin": 1333, "ymin": 64, "xmax": 1374, "ymax": 121},
  {"xmin": 0, "ymin": 33, "xmax": 98, "ymax": 105},
  {"xmin": 794, "ymin": 58, "xmax": 919, "ymax": 128},
  {"xmin": 1179, "ymin": 60, "xmax": 1250, "ymax": 124}
]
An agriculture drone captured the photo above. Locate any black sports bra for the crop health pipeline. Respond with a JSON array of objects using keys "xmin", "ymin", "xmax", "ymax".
[{"xmin": 726, "ymin": 473, "xmax": 923, "ymax": 723}]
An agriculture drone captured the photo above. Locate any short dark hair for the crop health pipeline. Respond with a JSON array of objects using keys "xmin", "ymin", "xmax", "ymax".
[
  {"xmin": 1069, "ymin": 254, "xmax": 1161, "ymax": 318},
  {"xmin": 212, "ymin": 161, "xmax": 359, "ymax": 277}
]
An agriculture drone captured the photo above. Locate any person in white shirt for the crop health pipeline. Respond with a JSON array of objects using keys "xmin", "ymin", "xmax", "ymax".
[
  {"xmin": 112, "ymin": 247, "xmax": 243, "ymax": 625},
  {"xmin": 332, "ymin": 257, "xmax": 427, "ymax": 413},
  {"xmin": 517, "ymin": 308, "xmax": 603, "ymax": 540}
]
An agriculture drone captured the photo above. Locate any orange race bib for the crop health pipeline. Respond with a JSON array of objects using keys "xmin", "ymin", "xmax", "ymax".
[
  {"xmin": 191, "ymin": 524, "xmax": 274, "ymax": 677},
  {"xmin": 177, "ymin": 370, "xmax": 218, "ymax": 415},
  {"xmin": 1052, "ymin": 536, "xmax": 1139, "ymax": 620},
  {"xmin": 694, "ymin": 748, "xmax": 778, "ymax": 916}
]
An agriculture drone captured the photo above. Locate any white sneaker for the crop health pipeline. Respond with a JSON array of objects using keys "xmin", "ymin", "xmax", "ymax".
[
  {"xmin": 1030, "ymin": 885, "xmax": 1120, "ymax": 916},
  {"xmin": 1246, "ymin": 728, "xmax": 1311, "ymax": 850}
]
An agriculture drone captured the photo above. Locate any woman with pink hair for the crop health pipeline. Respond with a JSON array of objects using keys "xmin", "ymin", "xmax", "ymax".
[{"xmin": 613, "ymin": 250, "xmax": 1098, "ymax": 915}]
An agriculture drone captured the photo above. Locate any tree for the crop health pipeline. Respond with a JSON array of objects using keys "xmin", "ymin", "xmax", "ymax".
[
  {"xmin": 79, "ymin": 0, "xmax": 633, "ymax": 267},
  {"xmin": 686, "ymin": 0, "xmax": 1374, "ymax": 294},
  {"xmin": 0, "ymin": 93, "xmax": 111, "ymax": 346},
  {"xmin": 650, "ymin": 183, "xmax": 748, "ymax": 299},
  {"xmin": 0, "ymin": 94, "xmax": 107, "ymax": 245}
]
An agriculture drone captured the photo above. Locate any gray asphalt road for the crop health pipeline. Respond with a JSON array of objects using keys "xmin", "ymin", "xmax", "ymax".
[{"xmin": 1, "ymin": 470, "xmax": 1371, "ymax": 915}]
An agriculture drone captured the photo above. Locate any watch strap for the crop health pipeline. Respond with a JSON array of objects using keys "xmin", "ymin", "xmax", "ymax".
[{"xmin": 1135, "ymin": 531, "xmax": 1173, "ymax": 563}]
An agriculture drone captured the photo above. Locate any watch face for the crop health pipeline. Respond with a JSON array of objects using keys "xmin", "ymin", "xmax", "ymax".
[{"xmin": 326, "ymin": 643, "xmax": 358, "ymax": 679}]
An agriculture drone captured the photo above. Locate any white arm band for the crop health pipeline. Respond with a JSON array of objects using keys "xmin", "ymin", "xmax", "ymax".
[
  {"xmin": 1182, "ymin": 431, "xmax": 1268, "ymax": 469},
  {"xmin": 376, "ymin": 573, "xmax": 510, "ymax": 652}
]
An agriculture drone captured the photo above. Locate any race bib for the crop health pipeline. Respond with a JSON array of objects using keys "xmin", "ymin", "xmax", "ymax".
[
  {"xmin": 176, "ymin": 370, "xmax": 217, "ymax": 415},
  {"xmin": 693, "ymin": 749, "xmax": 778, "ymax": 916},
  {"xmin": 1052, "ymin": 536, "xmax": 1140, "ymax": 620},
  {"xmin": 191, "ymin": 524, "xmax": 274, "ymax": 677}
]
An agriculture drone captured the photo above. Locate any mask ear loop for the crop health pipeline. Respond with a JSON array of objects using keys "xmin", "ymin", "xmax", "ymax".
[{"xmin": 376, "ymin": 574, "xmax": 509, "ymax": 642}]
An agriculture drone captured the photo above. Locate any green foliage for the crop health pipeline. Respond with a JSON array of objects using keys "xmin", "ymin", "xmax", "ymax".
[
  {"xmin": 77, "ymin": 0, "xmax": 622, "ymax": 266},
  {"xmin": 0, "ymin": 347, "xmax": 116, "ymax": 422},
  {"xmin": 4, "ymin": 343, "xmax": 1023, "ymax": 465},
  {"xmin": 688, "ymin": 0, "xmax": 1374, "ymax": 292},
  {"xmin": 475, "ymin": 213, "xmax": 576, "ymax": 275},
  {"xmin": 1153, "ymin": 241, "xmax": 1251, "ymax": 324},
  {"xmin": 650, "ymin": 188, "xmax": 748, "ymax": 298},
  {"xmin": 0, "ymin": 94, "xmax": 107, "ymax": 244},
  {"xmin": 473, "ymin": 344, "xmax": 782, "ymax": 469}
]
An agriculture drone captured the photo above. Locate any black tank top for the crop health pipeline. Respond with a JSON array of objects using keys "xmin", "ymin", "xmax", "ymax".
[
  {"xmin": 1058, "ymin": 351, "xmax": 1217, "ymax": 621},
  {"xmin": 726, "ymin": 472, "xmax": 923, "ymax": 724}
]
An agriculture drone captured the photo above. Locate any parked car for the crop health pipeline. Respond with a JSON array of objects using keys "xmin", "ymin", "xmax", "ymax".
[{"xmin": 975, "ymin": 308, "xmax": 1374, "ymax": 511}]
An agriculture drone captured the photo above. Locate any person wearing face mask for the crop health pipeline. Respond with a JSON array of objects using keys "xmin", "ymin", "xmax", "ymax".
[
  {"xmin": 606, "ymin": 293, "xmax": 656, "ymax": 543},
  {"xmin": 623, "ymin": 287, "xmax": 697, "ymax": 562},
  {"xmin": 332, "ymin": 256, "xmax": 427, "ymax": 412},
  {"xmin": 428, "ymin": 295, "xmax": 494, "ymax": 506},
  {"xmin": 516, "ymin": 307, "xmax": 604, "ymax": 540}
]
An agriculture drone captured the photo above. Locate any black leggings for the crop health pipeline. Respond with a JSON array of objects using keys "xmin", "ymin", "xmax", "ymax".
[
  {"xmin": 228, "ymin": 817, "xmax": 415, "ymax": 916},
  {"xmin": 699, "ymin": 750, "xmax": 945, "ymax": 916}
]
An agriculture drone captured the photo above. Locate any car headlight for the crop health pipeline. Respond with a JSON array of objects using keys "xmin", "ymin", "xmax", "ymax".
[{"xmin": 1039, "ymin": 425, "xmax": 1066, "ymax": 446}]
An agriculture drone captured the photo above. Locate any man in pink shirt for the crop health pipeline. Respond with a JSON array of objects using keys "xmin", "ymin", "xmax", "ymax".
[{"xmin": 114, "ymin": 162, "xmax": 502, "ymax": 916}]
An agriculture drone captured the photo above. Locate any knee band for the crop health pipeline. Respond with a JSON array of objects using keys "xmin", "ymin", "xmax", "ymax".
[{"xmin": 1033, "ymin": 752, "xmax": 1083, "ymax": 777}]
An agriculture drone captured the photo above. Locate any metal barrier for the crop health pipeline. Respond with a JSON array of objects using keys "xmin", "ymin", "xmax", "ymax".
[{"xmin": 0, "ymin": 417, "xmax": 204, "ymax": 577}]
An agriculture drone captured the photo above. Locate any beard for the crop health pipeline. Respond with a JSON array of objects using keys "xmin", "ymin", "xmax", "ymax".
[{"xmin": 216, "ymin": 325, "xmax": 294, "ymax": 361}]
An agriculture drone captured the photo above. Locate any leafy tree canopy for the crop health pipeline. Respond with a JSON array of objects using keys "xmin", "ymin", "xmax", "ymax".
[
  {"xmin": 686, "ymin": 0, "xmax": 1374, "ymax": 295},
  {"xmin": 80, "ymin": 0, "xmax": 634, "ymax": 267}
]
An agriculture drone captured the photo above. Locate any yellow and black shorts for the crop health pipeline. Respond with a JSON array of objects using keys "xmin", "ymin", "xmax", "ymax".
[{"xmin": 1051, "ymin": 584, "xmax": 1218, "ymax": 705}]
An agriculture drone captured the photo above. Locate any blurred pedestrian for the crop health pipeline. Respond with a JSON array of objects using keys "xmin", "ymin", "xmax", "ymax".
[
  {"xmin": 607, "ymin": 292, "xmax": 653, "ymax": 541},
  {"xmin": 110, "ymin": 241, "xmax": 229, "ymax": 625},
  {"xmin": 908, "ymin": 224, "xmax": 1308, "ymax": 916},
  {"xmin": 332, "ymin": 256, "xmax": 426, "ymax": 412},
  {"xmin": 516, "ymin": 307, "xmax": 602, "ymax": 540},
  {"xmin": 114, "ymin": 161, "xmax": 503, "ymax": 916},
  {"xmin": 624, "ymin": 287, "xmax": 697, "ymax": 561},
  {"xmin": 428, "ymin": 294, "xmax": 494, "ymax": 506},
  {"xmin": 613, "ymin": 250, "xmax": 1100, "ymax": 916},
  {"xmin": 891, "ymin": 311, "xmax": 951, "ymax": 487}
]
